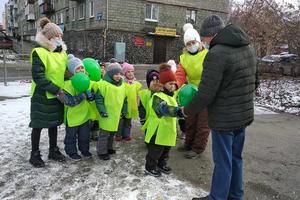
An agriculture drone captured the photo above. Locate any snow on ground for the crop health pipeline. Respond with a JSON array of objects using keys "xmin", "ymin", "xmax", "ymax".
[
  {"xmin": 1, "ymin": 79, "xmax": 299, "ymax": 199},
  {"xmin": 0, "ymin": 82, "xmax": 207, "ymax": 199},
  {"xmin": 0, "ymin": 81, "xmax": 31, "ymax": 97},
  {"xmin": 255, "ymin": 79, "xmax": 300, "ymax": 115}
]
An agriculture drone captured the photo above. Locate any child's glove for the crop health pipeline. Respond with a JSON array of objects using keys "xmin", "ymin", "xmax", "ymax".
[
  {"xmin": 100, "ymin": 112, "xmax": 108, "ymax": 118},
  {"xmin": 175, "ymin": 107, "xmax": 185, "ymax": 118},
  {"xmin": 159, "ymin": 101, "xmax": 169, "ymax": 115},
  {"xmin": 84, "ymin": 90, "xmax": 95, "ymax": 101},
  {"xmin": 56, "ymin": 90, "xmax": 69, "ymax": 104}
]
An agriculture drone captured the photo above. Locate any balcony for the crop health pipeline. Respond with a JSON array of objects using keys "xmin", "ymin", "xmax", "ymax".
[
  {"xmin": 39, "ymin": 2, "xmax": 55, "ymax": 14},
  {"xmin": 25, "ymin": 4, "xmax": 34, "ymax": 15},
  {"xmin": 26, "ymin": 14, "xmax": 35, "ymax": 21}
]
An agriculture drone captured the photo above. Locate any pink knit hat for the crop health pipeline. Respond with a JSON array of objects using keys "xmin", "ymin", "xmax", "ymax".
[{"xmin": 122, "ymin": 62, "xmax": 134, "ymax": 74}]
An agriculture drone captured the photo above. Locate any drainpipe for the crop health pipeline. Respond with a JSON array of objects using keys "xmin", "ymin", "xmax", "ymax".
[{"xmin": 103, "ymin": 0, "xmax": 108, "ymax": 60}]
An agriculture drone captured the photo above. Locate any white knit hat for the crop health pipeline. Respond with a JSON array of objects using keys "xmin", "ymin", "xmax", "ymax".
[{"xmin": 183, "ymin": 23, "xmax": 201, "ymax": 45}]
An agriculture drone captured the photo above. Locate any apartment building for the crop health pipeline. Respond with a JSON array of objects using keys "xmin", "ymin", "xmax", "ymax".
[{"xmin": 5, "ymin": 0, "xmax": 230, "ymax": 63}]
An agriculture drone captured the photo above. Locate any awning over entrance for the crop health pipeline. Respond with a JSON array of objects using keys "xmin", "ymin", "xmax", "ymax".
[{"xmin": 147, "ymin": 27, "xmax": 181, "ymax": 37}]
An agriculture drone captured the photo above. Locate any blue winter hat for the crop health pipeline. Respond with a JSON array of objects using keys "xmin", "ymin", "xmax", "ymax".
[{"xmin": 68, "ymin": 54, "xmax": 83, "ymax": 74}]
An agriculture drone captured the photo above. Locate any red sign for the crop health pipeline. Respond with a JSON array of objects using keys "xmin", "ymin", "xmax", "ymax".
[{"xmin": 134, "ymin": 36, "xmax": 144, "ymax": 46}]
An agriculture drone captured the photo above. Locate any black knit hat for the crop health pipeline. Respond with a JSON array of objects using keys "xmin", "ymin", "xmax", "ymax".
[
  {"xmin": 146, "ymin": 69, "xmax": 159, "ymax": 88},
  {"xmin": 200, "ymin": 15, "xmax": 225, "ymax": 37}
]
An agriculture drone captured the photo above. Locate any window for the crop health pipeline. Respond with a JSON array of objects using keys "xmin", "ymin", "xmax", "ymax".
[
  {"xmin": 72, "ymin": 7, "xmax": 76, "ymax": 21},
  {"xmin": 78, "ymin": 3, "xmax": 85, "ymax": 19},
  {"xmin": 145, "ymin": 3, "xmax": 159, "ymax": 22},
  {"xmin": 56, "ymin": 13, "xmax": 59, "ymax": 24},
  {"xmin": 186, "ymin": 9, "xmax": 197, "ymax": 24},
  {"xmin": 89, "ymin": 0, "xmax": 94, "ymax": 18},
  {"xmin": 60, "ymin": 12, "xmax": 63, "ymax": 24}
]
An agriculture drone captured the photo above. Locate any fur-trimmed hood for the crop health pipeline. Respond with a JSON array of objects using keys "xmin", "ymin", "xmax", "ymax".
[{"xmin": 35, "ymin": 32, "xmax": 67, "ymax": 52}]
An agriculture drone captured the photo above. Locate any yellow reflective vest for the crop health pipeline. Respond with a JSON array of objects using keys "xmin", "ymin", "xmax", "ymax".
[
  {"xmin": 138, "ymin": 89, "xmax": 152, "ymax": 131},
  {"xmin": 30, "ymin": 47, "xmax": 67, "ymax": 99},
  {"xmin": 125, "ymin": 81, "xmax": 142, "ymax": 119},
  {"xmin": 97, "ymin": 80, "xmax": 126, "ymax": 132},
  {"xmin": 63, "ymin": 80, "xmax": 90, "ymax": 127},
  {"xmin": 179, "ymin": 49, "xmax": 208, "ymax": 86},
  {"xmin": 144, "ymin": 92, "xmax": 177, "ymax": 146}
]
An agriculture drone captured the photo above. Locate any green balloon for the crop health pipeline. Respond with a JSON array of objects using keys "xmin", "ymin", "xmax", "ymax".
[
  {"xmin": 82, "ymin": 58, "xmax": 101, "ymax": 81},
  {"xmin": 71, "ymin": 73, "xmax": 90, "ymax": 93},
  {"xmin": 177, "ymin": 84, "xmax": 198, "ymax": 107}
]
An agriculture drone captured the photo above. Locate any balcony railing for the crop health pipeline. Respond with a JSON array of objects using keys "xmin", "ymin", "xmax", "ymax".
[
  {"xmin": 27, "ymin": 0, "xmax": 35, "ymax": 4},
  {"xmin": 39, "ymin": 2, "xmax": 55, "ymax": 14}
]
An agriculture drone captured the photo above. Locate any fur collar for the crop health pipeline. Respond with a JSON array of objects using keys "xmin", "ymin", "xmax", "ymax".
[{"xmin": 35, "ymin": 32, "xmax": 67, "ymax": 52}]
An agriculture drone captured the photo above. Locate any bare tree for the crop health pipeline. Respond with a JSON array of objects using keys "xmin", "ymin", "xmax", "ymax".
[{"xmin": 230, "ymin": 0, "xmax": 300, "ymax": 57}]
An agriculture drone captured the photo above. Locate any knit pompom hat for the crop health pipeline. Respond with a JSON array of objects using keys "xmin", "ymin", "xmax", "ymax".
[
  {"xmin": 67, "ymin": 54, "xmax": 83, "ymax": 74},
  {"xmin": 183, "ymin": 23, "xmax": 201, "ymax": 45},
  {"xmin": 146, "ymin": 69, "xmax": 159, "ymax": 88},
  {"xmin": 106, "ymin": 63, "xmax": 122, "ymax": 78},
  {"xmin": 159, "ymin": 64, "xmax": 176, "ymax": 84},
  {"xmin": 122, "ymin": 62, "xmax": 134, "ymax": 74},
  {"xmin": 39, "ymin": 17, "xmax": 63, "ymax": 39}
]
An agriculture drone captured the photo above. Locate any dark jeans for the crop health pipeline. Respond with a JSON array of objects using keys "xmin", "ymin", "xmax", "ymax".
[
  {"xmin": 185, "ymin": 108, "xmax": 210, "ymax": 153},
  {"xmin": 145, "ymin": 135, "xmax": 171, "ymax": 170},
  {"xmin": 209, "ymin": 129, "xmax": 245, "ymax": 200},
  {"xmin": 116, "ymin": 118, "xmax": 132, "ymax": 138},
  {"xmin": 64, "ymin": 121, "xmax": 90, "ymax": 155},
  {"xmin": 31, "ymin": 127, "xmax": 58, "ymax": 151},
  {"xmin": 97, "ymin": 129, "xmax": 115, "ymax": 155}
]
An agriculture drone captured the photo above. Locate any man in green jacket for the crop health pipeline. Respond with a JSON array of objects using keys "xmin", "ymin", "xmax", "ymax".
[{"xmin": 185, "ymin": 15, "xmax": 257, "ymax": 200}]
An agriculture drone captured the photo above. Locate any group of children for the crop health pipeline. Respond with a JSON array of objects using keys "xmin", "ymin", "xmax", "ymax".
[{"xmin": 60, "ymin": 55, "xmax": 184, "ymax": 177}]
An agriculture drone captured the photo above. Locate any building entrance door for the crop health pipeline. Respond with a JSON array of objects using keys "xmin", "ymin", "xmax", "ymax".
[{"xmin": 153, "ymin": 37, "xmax": 167, "ymax": 64}]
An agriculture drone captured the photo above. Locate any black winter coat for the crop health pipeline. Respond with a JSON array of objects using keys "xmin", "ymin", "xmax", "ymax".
[
  {"xmin": 29, "ymin": 49, "xmax": 64, "ymax": 128},
  {"xmin": 185, "ymin": 24, "xmax": 257, "ymax": 131}
]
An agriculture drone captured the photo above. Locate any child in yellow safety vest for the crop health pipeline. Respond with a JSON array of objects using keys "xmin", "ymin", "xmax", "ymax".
[
  {"xmin": 144, "ymin": 64, "xmax": 184, "ymax": 177},
  {"xmin": 63, "ymin": 54, "xmax": 95, "ymax": 161},
  {"xmin": 94, "ymin": 63, "xmax": 127, "ymax": 160},
  {"xmin": 115, "ymin": 62, "xmax": 142, "ymax": 141},
  {"xmin": 138, "ymin": 69, "xmax": 160, "ymax": 133}
]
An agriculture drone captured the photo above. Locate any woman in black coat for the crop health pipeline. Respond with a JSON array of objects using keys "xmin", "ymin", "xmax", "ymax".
[{"xmin": 29, "ymin": 17, "xmax": 68, "ymax": 167}]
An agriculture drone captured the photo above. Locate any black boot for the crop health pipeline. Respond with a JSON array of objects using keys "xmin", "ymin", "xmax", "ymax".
[
  {"xmin": 29, "ymin": 151, "xmax": 45, "ymax": 168},
  {"xmin": 48, "ymin": 146, "xmax": 66, "ymax": 162},
  {"xmin": 157, "ymin": 165, "xmax": 172, "ymax": 174},
  {"xmin": 98, "ymin": 154, "xmax": 110, "ymax": 160}
]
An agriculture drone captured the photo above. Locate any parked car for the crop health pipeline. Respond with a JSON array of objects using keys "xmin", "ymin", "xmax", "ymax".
[
  {"xmin": 259, "ymin": 52, "xmax": 300, "ymax": 77},
  {"xmin": 0, "ymin": 31, "xmax": 13, "ymax": 49}
]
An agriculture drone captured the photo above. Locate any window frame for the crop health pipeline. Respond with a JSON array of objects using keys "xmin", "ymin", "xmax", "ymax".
[
  {"xmin": 78, "ymin": 3, "xmax": 85, "ymax": 20},
  {"xmin": 72, "ymin": 7, "xmax": 76, "ymax": 21},
  {"xmin": 145, "ymin": 3, "xmax": 159, "ymax": 22},
  {"xmin": 89, "ymin": 0, "xmax": 94, "ymax": 18},
  {"xmin": 186, "ymin": 9, "xmax": 197, "ymax": 24}
]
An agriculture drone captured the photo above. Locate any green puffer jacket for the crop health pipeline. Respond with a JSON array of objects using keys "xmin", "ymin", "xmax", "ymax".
[
  {"xmin": 185, "ymin": 24, "xmax": 257, "ymax": 131},
  {"xmin": 29, "ymin": 49, "xmax": 65, "ymax": 128}
]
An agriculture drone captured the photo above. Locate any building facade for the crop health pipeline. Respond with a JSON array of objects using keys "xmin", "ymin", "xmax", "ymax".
[{"xmin": 5, "ymin": 0, "xmax": 230, "ymax": 63}]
